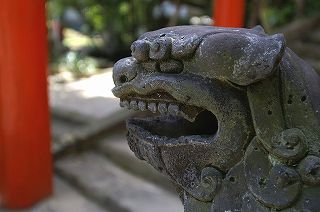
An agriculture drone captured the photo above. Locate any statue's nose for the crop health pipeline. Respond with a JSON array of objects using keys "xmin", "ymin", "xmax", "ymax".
[{"xmin": 113, "ymin": 57, "xmax": 138, "ymax": 86}]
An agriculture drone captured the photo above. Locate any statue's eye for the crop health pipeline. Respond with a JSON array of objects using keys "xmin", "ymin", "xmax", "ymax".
[{"xmin": 159, "ymin": 59, "xmax": 183, "ymax": 74}]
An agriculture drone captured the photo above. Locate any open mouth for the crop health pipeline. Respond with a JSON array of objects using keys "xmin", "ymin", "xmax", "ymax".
[{"xmin": 120, "ymin": 91, "xmax": 219, "ymax": 141}]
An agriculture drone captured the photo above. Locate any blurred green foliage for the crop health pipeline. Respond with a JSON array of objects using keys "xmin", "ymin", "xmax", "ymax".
[
  {"xmin": 304, "ymin": 0, "xmax": 320, "ymax": 16},
  {"xmin": 247, "ymin": 0, "xmax": 320, "ymax": 30},
  {"xmin": 47, "ymin": 0, "xmax": 161, "ymax": 47},
  {"xmin": 47, "ymin": 0, "xmax": 320, "ymax": 76},
  {"xmin": 47, "ymin": 0, "xmax": 320, "ymax": 36},
  {"xmin": 263, "ymin": 3, "xmax": 295, "ymax": 27}
]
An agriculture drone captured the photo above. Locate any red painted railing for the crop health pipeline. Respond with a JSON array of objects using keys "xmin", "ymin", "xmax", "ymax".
[{"xmin": 0, "ymin": 0, "xmax": 52, "ymax": 208}]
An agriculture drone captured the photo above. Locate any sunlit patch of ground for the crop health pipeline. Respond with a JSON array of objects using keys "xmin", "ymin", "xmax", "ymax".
[{"xmin": 63, "ymin": 28, "xmax": 104, "ymax": 51}]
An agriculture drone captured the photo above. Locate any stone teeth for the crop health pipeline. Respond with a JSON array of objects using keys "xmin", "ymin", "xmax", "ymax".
[
  {"xmin": 138, "ymin": 101, "xmax": 147, "ymax": 111},
  {"xmin": 158, "ymin": 103, "xmax": 168, "ymax": 114},
  {"xmin": 130, "ymin": 100, "xmax": 138, "ymax": 110},
  {"xmin": 121, "ymin": 100, "xmax": 130, "ymax": 109},
  {"xmin": 148, "ymin": 102, "xmax": 157, "ymax": 113},
  {"xmin": 121, "ymin": 98, "xmax": 198, "ymax": 122},
  {"xmin": 121, "ymin": 100, "xmax": 188, "ymax": 119},
  {"xmin": 179, "ymin": 112, "xmax": 195, "ymax": 122},
  {"xmin": 120, "ymin": 99, "xmax": 125, "ymax": 107},
  {"xmin": 168, "ymin": 104, "xmax": 179, "ymax": 115}
]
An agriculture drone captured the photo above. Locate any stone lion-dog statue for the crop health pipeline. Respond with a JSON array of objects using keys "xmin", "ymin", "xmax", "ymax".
[{"xmin": 112, "ymin": 25, "xmax": 320, "ymax": 211}]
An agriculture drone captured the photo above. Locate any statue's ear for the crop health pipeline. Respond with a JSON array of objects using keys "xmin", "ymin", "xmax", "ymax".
[
  {"xmin": 251, "ymin": 25, "xmax": 265, "ymax": 34},
  {"xmin": 228, "ymin": 33, "xmax": 286, "ymax": 86}
]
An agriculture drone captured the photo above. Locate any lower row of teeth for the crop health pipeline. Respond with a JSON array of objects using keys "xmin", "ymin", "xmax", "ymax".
[{"xmin": 120, "ymin": 99, "xmax": 179, "ymax": 115}]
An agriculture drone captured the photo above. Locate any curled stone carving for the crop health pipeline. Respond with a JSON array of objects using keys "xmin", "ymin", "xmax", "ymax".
[
  {"xmin": 181, "ymin": 166, "xmax": 222, "ymax": 202},
  {"xmin": 244, "ymin": 139, "xmax": 301, "ymax": 210},
  {"xmin": 271, "ymin": 128, "xmax": 307, "ymax": 164},
  {"xmin": 298, "ymin": 155, "xmax": 320, "ymax": 185},
  {"xmin": 112, "ymin": 25, "xmax": 320, "ymax": 211}
]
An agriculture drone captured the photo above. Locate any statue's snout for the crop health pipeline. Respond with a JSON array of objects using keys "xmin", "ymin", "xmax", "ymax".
[{"xmin": 113, "ymin": 57, "xmax": 138, "ymax": 86}]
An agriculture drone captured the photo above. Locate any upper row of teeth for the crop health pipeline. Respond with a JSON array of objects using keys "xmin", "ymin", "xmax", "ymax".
[{"xmin": 120, "ymin": 99, "xmax": 180, "ymax": 115}]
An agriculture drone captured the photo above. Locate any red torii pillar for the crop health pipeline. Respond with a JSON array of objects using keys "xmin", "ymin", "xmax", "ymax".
[
  {"xmin": 213, "ymin": 0, "xmax": 246, "ymax": 27},
  {"xmin": 0, "ymin": 0, "xmax": 52, "ymax": 209}
]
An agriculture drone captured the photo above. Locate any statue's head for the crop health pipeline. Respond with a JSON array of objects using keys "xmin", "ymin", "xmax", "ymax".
[{"xmin": 112, "ymin": 26, "xmax": 320, "ymax": 209}]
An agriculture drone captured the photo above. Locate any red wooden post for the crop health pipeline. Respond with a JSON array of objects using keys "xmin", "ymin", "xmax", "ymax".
[
  {"xmin": 213, "ymin": 0, "xmax": 246, "ymax": 27},
  {"xmin": 0, "ymin": 0, "xmax": 52, "ymax": 208}
]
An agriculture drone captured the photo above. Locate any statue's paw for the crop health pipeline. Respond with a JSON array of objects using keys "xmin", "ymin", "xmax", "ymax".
[
  {"xmin": 245, "ymin": 139, "xmax": 302, "ymax": 210},
  {"xmin": 130, "ymin": 34, "xmax": 202, "ymax": 74},
  {"xmin": 131, "ymin": 33, "xmax": 202, "ymax": 61}
]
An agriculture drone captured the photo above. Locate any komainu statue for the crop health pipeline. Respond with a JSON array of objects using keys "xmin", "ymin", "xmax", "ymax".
[{"xmin": 112, "ymin": 25, "xmax": 320, "ymax": 211}]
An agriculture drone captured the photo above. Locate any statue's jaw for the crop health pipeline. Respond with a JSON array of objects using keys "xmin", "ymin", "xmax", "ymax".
[
  {"xmin": 112, "ymin": 74, "xmax": 255, "ymax": 201},
  {"xmin": 120, "ymin": 92, "xmax": 219, "ymax": 173},
  {"xmin": 112, "ymin": 73, "xmax": 254, "ymax": 171}
]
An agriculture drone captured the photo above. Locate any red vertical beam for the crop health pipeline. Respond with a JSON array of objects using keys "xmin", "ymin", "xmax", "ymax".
[
  {"xmin": 0, "ymin": 0, "xmax": 52, "ymax": 208},
  {"xmin": 213, "ymin": 0, "xmax": 245, "ymax": 27}
]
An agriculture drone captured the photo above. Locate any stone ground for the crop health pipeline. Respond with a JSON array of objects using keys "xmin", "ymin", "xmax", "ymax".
[
  {"xmin": 1, "ymin": 69, "xmax": 183, "ymax": 212},
  {"xmin": 49, "ymin": 69, "xmax": 134, "ymax": 153}
]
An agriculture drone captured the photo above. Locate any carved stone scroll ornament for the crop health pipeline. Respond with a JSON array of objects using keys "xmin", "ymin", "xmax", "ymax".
[{"xmin": 112, "ymin": 25, "xmax": 320, "ymax": 211}]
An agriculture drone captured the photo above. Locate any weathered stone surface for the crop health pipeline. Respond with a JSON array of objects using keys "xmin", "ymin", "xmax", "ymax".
[
  {"xmin": 112, "ymin": 25, "xmax": 320, "ymax": 211},
  {"xmin": 55, "ymin": 152, "xmax": 183, "ymax": 212}
]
